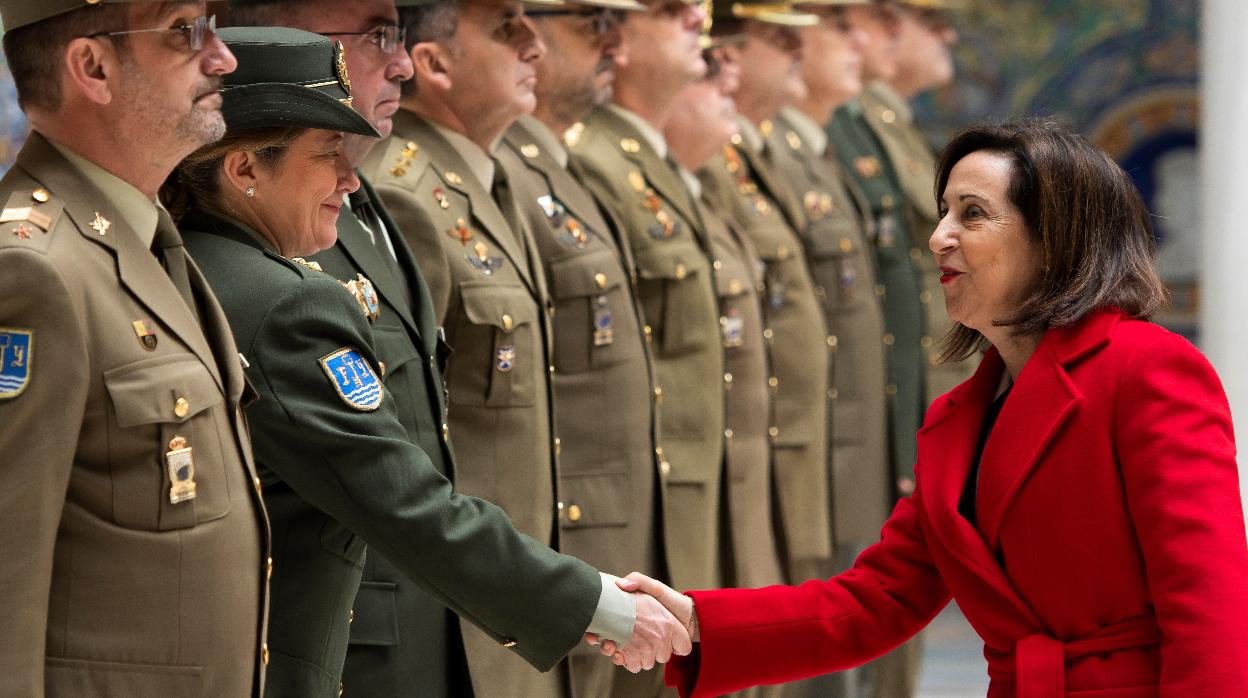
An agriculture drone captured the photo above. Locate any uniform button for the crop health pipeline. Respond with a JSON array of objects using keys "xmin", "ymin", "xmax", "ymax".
[
  {"xmin": 378, "ymin": 361, "xmax": 386, "ymax": 377},
  {"xmin": 723, "ymin": 372, "xmax": 733, "ymax": 388},
  {"xmin": 768, "ymin": 426, "xmax": 780, "ymax": 439},
  {"xmin": 554, "ymin": 437, "xmax": 562, "ymax": 456},
  {"xmin": 349, "ymin": 609, "xmax": 355, "ymax": 624},
  {"xmin": 882, "ymin": 109, "xmax": 897, "ymax": 124},
  {"xmin": 173, "ymin": 397, "xmax": 190, "ymax": 418},
  {"xmin": 920, "ymin": 336, "xmax": 934, "ymax": 349},
  {"xmin": 712, "ymin": 260, "xmax": 723, "ymax": 271},
  {"xmin": 767, "ymin": 376, "xmax": 779, "ymax": 389},
  {"xmin": 567, "ymin": 504, "xmax": 583, "ymax": 522},
  {"xmin": 557, "ymin": 501, "xmax": 565, "ymax": 518},
  {"xmin": 653, "ymin": 386, "xmax": 663, "ymax": 403},
  {"xmin": 266, "ymin": 556, "xmax": 273, "ymax": 580},
  {"xmin": 32, "ymin": 188, "xmax": 50, "ymax": 203},
  {"xmin": 655, "ymin": 446, "xmax": 665, "ymax": 461},
  {"xmin": 724, "ymin": 428, "xmax": 734, "ymax": 439},
  {"xmin": 826, "ymin": 335, "xmax": 838, "ymax": 349},
  {"xmin": 719, "ymin": 315, "xmax": 728, "ymax": 327},
  {"xmin": 262, "ymin": 643, "xmax": 270, "ymax": 665},
  {"xmin": 502, "ymin": 638, "xmax": 518, "ymax": 648},
  {"xmin": 882, "ymin": 333, "xmax": 895, "ymax": 346},
  {"xmin": 643, "ymin": 324, "xmax": 652, "ymax": 337},
  {"xmin": 502, "ymin": 314, "xmax": 514, "ymax": 331},
  {"xmin": 253, "ymin": 475, "xmax": 263, "ymax": 494},
  {"xmin": 762, "ymin": 328, "xmax": 774, "ymax": 341},
  {"xmin": 828, "ymin": 388, "xmax": 839, "ymax": 400},
  {"xmin": 886, "ymin": 383, "xmax": 898, "ymax": 397},
  {"xmin": 594, "ymin": 272, "xmax": 608, "ymax": 289},
  {"xmin": 881, "ymin": 194, "xmax": 895, "ymax": 208},
  {"xmin": 548, "ymin": 365, "xmax": 556, "ymax": 376},
  {"xmin": 674, "ymin": 263, "xmax": 688, "ymax": 280},
  {"xmin": 338, "ymin": 684, "xmax": 344, "ymax": 697},
  {"xmin": 909, "ymin": 247, "xmax": 922, "ymax": 262},
  {"xmin": 442, "ymin": 423, "xmax": 450, "ymax": 440},
  {"xmin": 919, "ymin": 290, "xmax": 933, "ymax": 304},
  {"xmin": 659, "ymin": 460, "xmax": 671, "ymax": 477}
]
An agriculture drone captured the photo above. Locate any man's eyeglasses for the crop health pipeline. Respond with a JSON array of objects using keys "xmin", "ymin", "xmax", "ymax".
[
  {"xmin": 524, "ymin": 8, "xmax": 625, "ymax": 35},
  {"xmin": 324, "ymin": 25, "xmax": 407, "ymax": 54},
  {"xmin": 88, "ymin": 14, "xmax": 217, "ymax": 52}
]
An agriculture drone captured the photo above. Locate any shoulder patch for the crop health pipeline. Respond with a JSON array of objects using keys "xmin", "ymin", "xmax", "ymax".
[
  {"xmin": 319, "ymin": 347, "xmax": 384, "ymax": 411},
  {"xmin": 0, "ymin": 328, "xmax": 34, "ymax": 399}
]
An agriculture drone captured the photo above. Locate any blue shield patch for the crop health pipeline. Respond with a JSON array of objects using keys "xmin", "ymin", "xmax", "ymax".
[
  {"xmin": 0, "ymin": 328, "xmax": 33, "ymax": 399},
  {"xmin": 318, "ymin": 347, "xmax": 384, "ymax": 411}
]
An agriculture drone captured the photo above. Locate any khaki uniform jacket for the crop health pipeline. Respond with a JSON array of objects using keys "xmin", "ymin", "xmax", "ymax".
[
  {"xmin": 699, "ymin": 137, "xmax": 832, "ymax": 580},
  {"xmin": 181, "ymin": 209, "xmax": 602, "ymax": 698},
  {"xmin": 764, "ymin": 109, "xmax": 893, "ymax": 544},
  {"xmin": 0, "ymin": 134, "xmax": 268, "ymax": 697},
  {"xmin": 570, "ymin": 106, "xmax": 725, "ymax": 590},
  {"xmin": 859, "ymin": 83, "xmax": 974, "ymax": 400},
  {"xmin": 692, "ymin": 191, "xmax": 785, "ymax": 589},
  {"xmin": 827, "ymin": 104, "xmax": 926, "ymax": 486},
  {"xmin": 362, "ymin": 111, "xmax": 563, "ymax": 698}
]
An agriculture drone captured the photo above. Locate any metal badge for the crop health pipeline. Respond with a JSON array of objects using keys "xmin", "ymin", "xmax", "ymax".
[
  {"xmin": 721, "ymin": 310, "xmax": 745, "ymax": 348},
  {"xmin": 166, "ymin": 436, "xmax": 197, "ymax": 504},
  {"xmin": 496, "ymin": 345, "xmax": 516, "ymax": 373},
  {"xmin": 433, "ymin": 188, "xmax": 451, "ymax": 210},
  {"xmin": 0, "ymin": 328, "xmax": 33, "ymax": 399},
  {"xmin": 319, "ymin": 347, "xmax": 384, "ymax": 411},
  {"xmin": 446, "ymin": 217, "xmax": 473, "ymax": 245},
  {"xmin": 342, "ymin": 274, "xmax": 381, "ymax": 323},
  {"xmin": 466, "ymin": 241, "xmax": 504, "ymax": 276},
  {"xmin": 132, "ymin": 320, "xmax": 158, "ymax": 351},
  {"xmin": 89, "ymin": 212, "xmax": 111, "ymax": 236},
  {"xmin": 592, "ymin": 295, "xmax": 614, "ymax": 347},
  {"xmin": 855, "ymin": 156, "xmax": 882, "ymax": 179},
  {"xmin": 562, "ymin": 220, "xmax": 588, "ymax": 249}
]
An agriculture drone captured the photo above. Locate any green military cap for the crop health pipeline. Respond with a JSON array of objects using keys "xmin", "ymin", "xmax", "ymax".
[
  {"xmin": 0, "ymin": 0, "xmax": 151, "ymax": 33},
  {"xmin": 710, "ymin": 0, "xmax": 817, "ymax": 29},
  {"xmin": 217, "ymin": 27, "xmax": 380, "ymax": 137}
]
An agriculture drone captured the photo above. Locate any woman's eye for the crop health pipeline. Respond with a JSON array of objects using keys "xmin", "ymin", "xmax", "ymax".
[{"xmin": 964, "ymin": 205, "xmax": 984, "ymax": 219}]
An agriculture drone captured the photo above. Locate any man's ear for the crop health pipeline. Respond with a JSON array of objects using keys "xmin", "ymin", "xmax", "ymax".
[
  {"xmin": 221, "ymin": 149, "xmax": 263, "ymax": 197},
  {"xmin": 410, "ymin": 40, "xmax": 455, "ymax": 93},
  {"xmin": 62, "ymin": 37, "xmax": 118, "ymax": 107}
]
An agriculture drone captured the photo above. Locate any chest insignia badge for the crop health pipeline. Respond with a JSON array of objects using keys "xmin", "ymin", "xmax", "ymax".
[
  {"xmin": 166, "ymin": 435, "xmax": 197, "ymax": 504},
  {"xmin": 496, "ymin": 345, "xmax": 516, "ymax": 373},
  {"xmin": 90, "ymin": 212, "xmax": 111, "ymax": 236},
  {"xmin": 132, "ymin": 320, "xmax": 158, "ymax": 351},
  {"xmin": 341, "ymin": 274, "xmax": 381, "ymax": 323}
]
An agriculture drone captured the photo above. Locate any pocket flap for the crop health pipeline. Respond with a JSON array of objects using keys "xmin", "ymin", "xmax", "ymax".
[
  {"xmin": 634, "ymin": 244, "xmax": 705, "ymax": 282},
  {"xmin": 559, "ymin": 471, "xmax": 630, "ymax": 529},
  {"xmin": 547, "ymin": 249, "xmax": 624, "ymax": 299},
  {"xmin": 104, "ymin": 354, "xmax": 223, "ymax": 428},
  {"xmin": 349, "ymin": 581, "xmax": 400, "ymax": 647},
  {"xmin": 460, "ymin": 282, "xmax": 538, "ymax": 332}
]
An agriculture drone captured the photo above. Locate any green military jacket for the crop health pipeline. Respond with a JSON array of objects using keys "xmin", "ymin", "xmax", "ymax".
[
  {"xmin": 361, "ymin": 110, "xmax": 565, "ymax": 697},
  {"xmin": 699, "ymin": 127, "xmax": 832, "ymax": 581},
  {"xmin": 859, "ymin": 82, "xmax": 974, "ymax": 400},
  {"xmin": 311, "ymin": 175, "xmax": 466, "ymax": 697},
  {"xmin": 764, "ymin": 107, "xmax": 893, "ymax": 545},
  {"xmin": 0, "ymin": 134, "xmax": 269, "ymax": 697},
  {"xmin": 569, "ymin": 105, "xmax": 725, "ymax": 590},
  {"xmin": 181, "ymin": 209, "xmax": 602, "ymax": 697},
  {"xmin": 827, "ymin": 102, "xmax": 926, "ymax": 488},
  {"xmin": 689, "ymin": 182, "xmax": 785, "ymax": 589}
]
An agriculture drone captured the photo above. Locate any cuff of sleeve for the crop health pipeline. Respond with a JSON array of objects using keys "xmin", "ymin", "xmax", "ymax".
[{"xmin": 585, "ymin": 573, "xmax": 637, "ymax": 646}]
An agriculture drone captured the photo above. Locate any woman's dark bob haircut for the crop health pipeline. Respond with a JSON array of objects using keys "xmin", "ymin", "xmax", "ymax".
[{"xmin": 934, "ymin": 118, "xmax": 1167, "ymax": 362}]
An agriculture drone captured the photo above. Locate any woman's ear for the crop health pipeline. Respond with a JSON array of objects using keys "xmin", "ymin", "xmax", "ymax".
[
  {"xmin": 410, "ymin": 41, "xmax": 454, "ymax": 94},
  {"xmin": 62, "ymin": 37, "xmax": 117, "ymax": 107},
  {"xmin": 221, "ymin": 150, "xmax": 262, "ymax": 198}
]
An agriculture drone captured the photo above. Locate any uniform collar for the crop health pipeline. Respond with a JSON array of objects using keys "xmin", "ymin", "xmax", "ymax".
[
  {"xmin": 47, "ymin": 137, "xmax": 159, "ymax": 249},
  {"xmin": 606, "ymin": 104, "xmax": 669, "ymax": 160},
  {"xmin": 677, "ymin": 164, "xmax": 702, "ymax": 200},
  {"xmin": 517, "ymin": 115, "xmax": 570, "ymax": 169},
  {"xmin": 735, "ymin": 116, "xmax": 766, "ymax": 155},
  {"xmin": 430, "ymin": 121, "xmax": 496, "ymax": 190},
  {"xmin": 866, "ymin": 80, "xmax": 913, "ymax": 125},
  {"xmin": 779, "ymin": 106, "xmax": 828, "ymax": 156}
]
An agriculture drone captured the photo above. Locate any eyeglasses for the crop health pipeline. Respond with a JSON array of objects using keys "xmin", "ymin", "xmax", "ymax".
[
  {"xmin": 524, "ymin": 8, "xmax": 625, "ymax": 35},
  {"xmin": 89, "ymin": 14, "xmax": 217, "ymax": 52},
  {"xmin": 324, "ymin": 25, "xmax": 407, "ymax": 54}
]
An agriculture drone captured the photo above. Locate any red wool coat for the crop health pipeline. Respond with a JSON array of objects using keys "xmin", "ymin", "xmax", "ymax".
[{"xmin": 666, "ymin": 310, "xmax": 1248, "ymax": 697}]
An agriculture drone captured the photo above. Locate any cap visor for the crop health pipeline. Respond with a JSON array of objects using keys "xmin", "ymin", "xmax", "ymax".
[{"xmin": 222, "ymin": 83, "xmax": 381, "ymax": 138}]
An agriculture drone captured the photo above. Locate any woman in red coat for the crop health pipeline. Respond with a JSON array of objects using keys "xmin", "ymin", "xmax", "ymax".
[{"xmin": 596, "ymin": 120, "xmax": 1248, "ymax": 696}]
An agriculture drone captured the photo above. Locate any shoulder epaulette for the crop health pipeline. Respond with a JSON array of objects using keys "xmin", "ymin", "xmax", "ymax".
[{"xmin": 0, "ymin": 188, "xmax": 64, "ymax": 252}]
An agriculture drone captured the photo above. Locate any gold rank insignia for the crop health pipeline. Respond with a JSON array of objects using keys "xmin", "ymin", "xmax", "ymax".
[
  {"xmin": 11, "ymin": 224, "xmax": 31, "ymax": 240},
  {"xmin": 627, "ymin": 170, "xmax": 646, "ymax": 193},
  {"xmin": 446, "ymin": 217, "xmax": 474, "ymax": 245},
  {"xmin": 341, "ymin": 274, "xmax": 381, "ymax": 323},
  {"xmin": 290, "ymin": 257, "xmax": 323, "ymax": 272},
  {"xmin": 785, "ymin": 131, "xmax": 802, "ymax": 150},
  {"xmin": 90, "ymin": 212, "xmax": 111, "ymax": 236},
  {"xmin": 619, "ymin": 138, "xmax": 641, "ymax": 154},
  {"xmin": 445, "ymin": 171, "xmax": 464, "ymax": 185},
  {"xmin": 1, "ymin": 205, "xmax": 52, "ymax": 232},
  {"xmin": 166, "ymin": 435, "xmax": 197, "ymax": 504},
  {"xmin": 520, "ymin": 143, "xmax": 540, "ymax": 159},
  {"xmin": 855, "ymin": 156, "xmax": 882, "ymax": 179},
  {"xmin": 132, "ymin": 320, "xmax": 158, "ymax": 351},
  {"xmin": 723, "ymin": 145, "xmax": 743, "ymax": 174},
  {"xmin": 564, "ymin": 122, "xmax": 585, "ymax": 147}
]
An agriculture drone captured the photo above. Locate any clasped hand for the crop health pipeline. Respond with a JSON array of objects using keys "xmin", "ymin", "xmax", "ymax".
[{"xmin": 583, "ymin": 572, "xmax": 696, "ymax": 673}]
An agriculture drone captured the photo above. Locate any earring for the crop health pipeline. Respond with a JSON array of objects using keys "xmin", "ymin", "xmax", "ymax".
[{"xmin": 245, "ymin": 186, "xmax": 256, "ymax": 198}]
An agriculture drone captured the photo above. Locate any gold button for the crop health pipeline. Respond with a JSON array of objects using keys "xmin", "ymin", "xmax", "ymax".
[
  {"xmin": 349, "ymin": 609, "xmax": 355, "ymax": 624},
  {"xmin": 674, "ymin": 263, "xmax": 688, "ymax": 280},
  {"xmin": 777, "ymin": 245, "xmax": 790, "ymax": 260},
  {"xmin": 554, "ymin": 437, "xmax": 562, "ymax": 456},
  {"xmin": 339, "ymin": 683, "xmax": 344, "ymax": 697},
  {"xmin": 502, "ymin": 314, "xmax": 514, "ymax": 331},
  {"xmin": 763, "ymin": 328, "xmax": 774, "ymax": 341},
  {"xmin": 557, "ymin": 501, "xmax": 565, "ymax": 517},
  {"xmin": 594, "ymin": 272, "xmax": 608, "ymax": 289},
  {"xmin": 643, "ymin": 325, "xmax": 653, "ymax": 338},
  {"xmin": 828, "ymin": 388, "xmax": 839, "ymax": 400},
  {"xmin": 712, "ymin": 260, "xmax": 723, "ymax": 271},
  {"xmin": 442, "ymin": 423, "xmax": 450, "ymax": 440},
  {"xmin": 882, "ymin": 109, "xmax": 897, "ymax": 124},
  {"xmin": 886, "ymin": 383, "xmax": 898, "ymax": 396},
  {"xmin": 378, "ymin": 361, "xmax": 386, "ymax": 377},
  {"xmin": 767, "ymin": 376, "xmax": 779, "ymax": 389},
  {"xmin": 502, "ymin": 638, "xmax": 518, "ymax": 648},
  {"xmin": 407, "ymin": 141, "xmax": 418, "ymax": 151},
  {"xmin": 653, "ymin": 386, "xmax": 663, "ymax": 403},
  {"xmin": 875, "ymin": 284, "xmax": 887, "ymax": 297},
  {"xmin": 909, "ymin": 247, "xmax": 922, "ymax": 262},
  {"xmin": 655, "ymin": 446, "xmax": 665, "ymax": 460},
  {"xmin": 32, "ymin": 188, "xmax": 49, "ymax": 203},
  {"xmin": 826, "ymin": 335, "xmax": 838, "ymax": 349},
  {"xmin": 173, "ymin": 397, "xmax": 190, "ymax": 418},
  {"xmin": 659, "ymin": 460, "xmax": 671, "ymax": 477},
  {"xmin": 568, "ymin": 504, "xmax": 583, "ymax": 522},
  {"xmin": 919, "ymin": 290, "xmax": 933, "ymax": 304},
  {"xmin": 262, "ymin": 643, "xmax": 270, "ymax": 665},
  {"xmin": 521, "ymin": 143, "xmax": 540, "ymax": 159},
  {"xmin": 266, "ymin": 557, "xmax": 273, "ymax": 581},
  {"xmin": 881, "ymin": 194, "xmax": 895, "ymax": 209},
  {"xmin": 724, "ymin": 428, "xmax": 734, "ymax": 439},
  {"xmin": 548, "ymin": 365, "xmax": 556, "ymax": 376},
  {"xmin": 882, "ymin": 333, "xmax": 895, "ymax": 346},
  {"xmin": 253, "ymin": 475, "xmax": 262, "ymax": 493},
  {"xmin": 730, "ymin": 133, "xmax": 743, "ymax": 146},
  {"xmin": 723, "ymin": 372, "xmax": 733, "ymax": 385},
  {"xmin": 920, "ymin": 336, "xmax": 934, "ymax": 349},
  {"xmin": 768, "ymin": 426, "xmax": 780, "ymax": 439}
]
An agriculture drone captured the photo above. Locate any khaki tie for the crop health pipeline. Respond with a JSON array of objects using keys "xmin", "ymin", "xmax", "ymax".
[{"xmin": 153, "ymin": 209, "xmax": 200, "ymax": 323}]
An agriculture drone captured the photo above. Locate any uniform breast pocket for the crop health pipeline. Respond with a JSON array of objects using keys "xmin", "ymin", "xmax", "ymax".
[
  {"xmin": 547, "ymin": 249, "xmax": 630, "ymax": 374},
  {"xmin": 103, "ymin": 354, "xmax": 232, "ymax": 531},
  {"xmin": 448, "ymin": 281, "xmax": 539, "ymax": 408},
  {"xmin": 634, "ymin": 244, "xmax": 715, "ymax": 358}
]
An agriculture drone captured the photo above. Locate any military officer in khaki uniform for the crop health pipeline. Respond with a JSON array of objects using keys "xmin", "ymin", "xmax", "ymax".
[
  {"xmin": 492, "ymin": 0, "xmax": 671, "ymax": 694},
  {"xmin": 698, "ymin": 0, "xmax": 834, "ymax": 586},
  {"xmin": 665, "ymin": 38, "xmax": 786, "ymax": 594},
  {"xmin": 766, "ymin": 1, "xmax": 904, "ymax": 695},
  {"xmin": 859, "ymin": 0, "xmax": 971, "ymax": 400},
  {"xmin": 0, "ymin": 2, "xmax": 269, "ymax": 694},
  {"xmin": 570, "ymin": 0, "xmax": 726, "ymax": 605}
]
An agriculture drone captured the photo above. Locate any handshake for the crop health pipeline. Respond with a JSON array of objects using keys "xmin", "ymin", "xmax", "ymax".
[{"xmin": 584, "ymin": 573, "xmax": 699, "ymax": 673}]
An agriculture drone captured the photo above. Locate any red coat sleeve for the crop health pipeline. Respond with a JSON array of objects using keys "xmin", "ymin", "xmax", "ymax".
[
  {"xmin": 665, "ymin": 490, "xmax": 952, "ymax": 697},
  {"xmin": 1114, "ymin": 330, "xmax": 1248, "ymax": 694}
]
